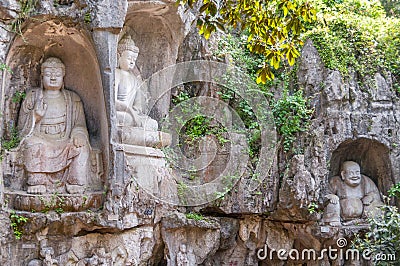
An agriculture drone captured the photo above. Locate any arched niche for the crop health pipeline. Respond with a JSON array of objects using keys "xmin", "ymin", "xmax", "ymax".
[
  {"xmin": 122, "ymin": 1, "xmax": 187, "ymax": 122},
  {"xmin": 2, "ymin": 18, "xmax": 108, "ymax": 187},
  {"xmin": 329, "ymin": 138, "xmax": 394, "ymax": 195}
]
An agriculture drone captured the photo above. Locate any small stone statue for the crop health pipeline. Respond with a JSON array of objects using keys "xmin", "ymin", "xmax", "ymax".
[
  {"xmin": 176, "ymin": 244, "xmax": 196, "ymax": 266},
  {"xmin": 322, "ymin": 161, "xmax": 382, "ymax": 226},
  {"xmin": 176, "ymin": 244, "xmax": 190, "ymax": 266},
  {"xmin": 41, "ymin": 247, "xmax": 58, "ymax": 266},
  {"xmin": 115, "ymin": 35, "xmax": 158, "ymax": 131},
  {"xmin": 17, "ymin": 57, "xmax": 90, "ymax": 194}
]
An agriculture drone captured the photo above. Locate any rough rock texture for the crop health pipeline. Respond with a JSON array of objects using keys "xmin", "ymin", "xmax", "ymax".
[{"xmin": 0, "ymin": 1, "xmax": 398, "ymax": 266}]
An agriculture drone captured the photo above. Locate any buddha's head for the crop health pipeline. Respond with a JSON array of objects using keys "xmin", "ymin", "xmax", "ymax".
[
  {"xmin": 41, "ymin": 57, "xmax": 65, "ymax": 91},
  {"xmin": 179, "ymin": 243, "xmax": 187, "ymax": 253},
  {"xmin": 117, "ymin": 35, "xmax": 139, "ymax": 71},
  {"xmin": 341, "ymin": 161, "xmax": 362, "ymax": 187}
]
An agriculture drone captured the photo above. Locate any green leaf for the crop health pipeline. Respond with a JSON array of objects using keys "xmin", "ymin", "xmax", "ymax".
[{"xmin": 199, "ymin": 2, "xmax": 210, "ymax": 13}]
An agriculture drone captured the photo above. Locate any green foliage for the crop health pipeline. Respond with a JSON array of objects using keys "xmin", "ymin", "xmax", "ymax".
[
  {"xmin": 352, "ymin": 184, "xmax": 400, "ymax": 265},
  {"xmin": 212, "ymin": 34, "xmax": 264, "ymax": 158},
  {"xmin": 182, "ymin": 115, "xmax": 228, "ymax": 145},
  {"xmin": 39, "ymin": 193, "xmax": 66, "ymax": 213},
  {"xmin": 214, "ymin": 33, "xmax": 313, "ymax": 154},
  {"xmin": 185, "ymin": 212, "xmax": 204, "ymax": 221},
  {"xmin": 307, "ymin": 202, "xmax": 321, "ymax": 214},
  {"xmin": 182, "ymin": 115, "xmax": 210, "ymax": 142},
  {"xmin": 12, "ymin": 91, "xmax": 26, "ymax": 103},
  {"xmin": 214, "ymin": 33, "xmax": 266, "ymax": 81},
  {"xmin": 216, "ymin": 32, "xmax": 315, "ymax": 154},
  {"xmin": 172, "ymin": 91, "xmax": 190, "ymax": 104},
  {"xmin": 12, "ymin": 0, "xmax": 37, "ymax": 34},
  {"xmin": 380, "ymin": 0, "xmax": 400, "ymax": 17},
  {"xmin": 2, "ymin": 125, "xmax": 21, "ymax": 151},
  {"xmin": 0, "ymin": 63, "xmax": 12, "ymax": 73},
  {"xmin": 177, "ymin": 0, "xmax": 316, "ymax": 83},
  {"xmin": 170, "ymin": 92, "xmax": 229, "ymax": 155},
  {"xmin": 388, "ymin": 182, "xmax": 400, "ymax": 198},
  {"xmin": 10, "ymin": 210, "xmax": 28, "ymax": 240},
  {"xmin": 306, "ymin": 0, "xmax": 400, "ymax": 91},
  {"xmin": 272, "ymin": 89, "xmax": 313, "ymax": 151},
  {"xmin": 84, "ymin": 11, "xmax": 91, "ymax": 24},
  {"xmin": 352, "ymin": 203, "xmax": 400, "ymax": 265},
  {"xmin": 177, "ymin": 181, "xmax": 189, "ymax": 204}
]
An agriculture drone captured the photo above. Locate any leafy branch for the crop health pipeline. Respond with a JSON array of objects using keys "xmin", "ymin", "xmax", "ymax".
[{"xmin": 177, "ymin": 0, "xmax": 316, "ymax": 82}]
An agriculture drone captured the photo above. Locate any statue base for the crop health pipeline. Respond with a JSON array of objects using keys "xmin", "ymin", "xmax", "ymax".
[
  {"xmin": 118, "ymin": 126, "xmax": 171, "ymax": 147},
  {"xmin": 4, "ymin": 191, "xmax": 104, "ymax": 212},
  {"xmin": 121, "ymin": 144, "xmax": 178, "ymax": 204}
]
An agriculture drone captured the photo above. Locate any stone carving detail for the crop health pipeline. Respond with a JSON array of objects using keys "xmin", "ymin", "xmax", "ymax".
[
  {"xmin": 84, "ymin": 248, "xmax": 111, "ymax": 265},
  {"xmin": 4, "ymin": 57, "xmax": 104, "ymax": 212},
  {"xmin": 115, "ymin": 35, "xmax": 158, "ymax": 131},
  {"xmin": 115, "ymin": 35, "xmax": 170, "ymax": 147},
  {"xmin": 41, "ymin": 247, "xmax": 58, "ymax": 266},
  {"xmin": 17, "ymin": 57, "xmax": 90, "ymax": 195},
  {"xmin": 322, "ymin": 161, "xmax": 382, "ymax": 226},
  {"xmin": 176, "ymin": 244, "xmax": 192, "ymax": 266}
]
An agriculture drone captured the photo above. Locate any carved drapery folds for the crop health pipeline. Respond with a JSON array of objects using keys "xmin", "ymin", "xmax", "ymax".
[
  {"xmin": 321, "ymin": 138, "xmax": 391, "ymax": 226},
  {"xmin": 2, "ymin": 20, "xmax": 106, "ymax": 212}
]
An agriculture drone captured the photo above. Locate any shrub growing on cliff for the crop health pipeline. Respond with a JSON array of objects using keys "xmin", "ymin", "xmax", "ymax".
[
  {"xmin": 352, "ymin": 183, "xmax": 400, "ymax": 265},
  {"xmin": 9, "ymin": 210, "xmax": 28, "ymax": 240},
  {"xmin": 306, "ymin": 0, "xmax": 399, "ymax": 91},
  {"xmin": 272, "ymin": 89, "xmax": 313, "ymax": 151},
  {"xmin": 177, "ymin": 0, "xmax": 316, "ymax": 83},
  {"xmin": 352, "ymin": 203, "xmax": 400, "ymax": 265}
]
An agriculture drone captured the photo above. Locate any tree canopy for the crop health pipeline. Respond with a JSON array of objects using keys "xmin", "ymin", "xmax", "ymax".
[{"xmin": 177, "ymin": 0, "xmax": 317, "ymax": 83}]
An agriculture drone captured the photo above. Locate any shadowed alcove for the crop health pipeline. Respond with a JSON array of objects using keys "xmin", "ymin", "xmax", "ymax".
[
  {"xmin": 122, "ymin": 1, "xmax": 187, "ymax": 123},
  {"xmin": 329, "ymin": 138, "xmax": 394, "ymax": 196},
  {"xmin": 1, "ymin": 18, "xmax": 108, "ymax": 191}
]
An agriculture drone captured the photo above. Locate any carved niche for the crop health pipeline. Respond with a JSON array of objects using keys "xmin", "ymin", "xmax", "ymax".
[{"xmin": 1, "ymin": 19, "xmax": 107, "ymax": 212}]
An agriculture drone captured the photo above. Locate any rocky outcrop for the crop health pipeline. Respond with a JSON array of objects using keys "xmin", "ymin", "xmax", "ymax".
[{"xmin": 0, "ymin": 1, "xmax": 398, "ymax": 266}]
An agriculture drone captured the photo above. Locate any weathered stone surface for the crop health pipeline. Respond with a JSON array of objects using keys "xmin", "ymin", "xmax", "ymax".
[
  {"xmin": 15, "ymin": 57, "xmax": 95, "ymax": 195},
  {"xmin": 273, "ymin": 154, "xmax": 319, "ymax": 221},
  {"xmin": 162, "ymin": 212, "xmax": 221, "ymax": 265},
  {"xmin": 0, "ymin": 1, "xmax": 399, "ymax": 265},
  {"xmin": 91, "ymin": 0, "xmax": 127, "ymax": 30},
  {"xmin": 124, "ymin": 0, "xmax": 190, "ymax": 122},
  {"xmin": 5, "ymin": 192, "xmax": 104, "ymax": 212},
  {"xmin": 0, "ymin": 0, "xmax": 18, "ymax": 21}
]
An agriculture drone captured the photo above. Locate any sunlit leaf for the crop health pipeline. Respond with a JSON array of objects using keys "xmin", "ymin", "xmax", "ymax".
[{"xmin": 177, "ymin": 0, "xmax": 316, "ymax": 80}]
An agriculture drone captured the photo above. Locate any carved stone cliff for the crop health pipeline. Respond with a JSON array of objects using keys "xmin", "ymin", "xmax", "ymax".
[{"xmin": 0, "ymin": 1, "xmax": 397, "ymax": 265}]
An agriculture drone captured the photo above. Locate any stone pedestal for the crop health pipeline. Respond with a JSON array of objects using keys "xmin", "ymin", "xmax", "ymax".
[
  {"xmin": 4, "ymin": 191, "xmax": 104, "ymax": 212},
  {"xmin": 121, "ymin": 144, "xmax": 178, "ymax": 204},
  {"xmin": 118, "ymin": 127, "xmax": 171, "ymax": 148}
]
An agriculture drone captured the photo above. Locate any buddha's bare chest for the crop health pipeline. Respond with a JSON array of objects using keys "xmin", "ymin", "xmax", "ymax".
[{"xmin": 40, "ymin": 95, "xmax": 67, "ymax": 136}]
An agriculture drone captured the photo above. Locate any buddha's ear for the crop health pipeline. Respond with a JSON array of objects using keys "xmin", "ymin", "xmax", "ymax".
[{"xmin": 340, "ymin": 170, "xmax": 345, "ymax": 180}]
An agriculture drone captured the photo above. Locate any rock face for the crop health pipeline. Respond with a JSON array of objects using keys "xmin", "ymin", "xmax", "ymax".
[{"xmin": 0, "ymin": 1, "xmax": 398, "ymax": 265}]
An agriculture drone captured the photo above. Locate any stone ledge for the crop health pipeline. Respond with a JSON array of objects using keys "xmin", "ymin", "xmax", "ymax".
[
  {"xmin": 118, "ymin": 127, "xmax": 172, "ymax": 148},
  {"xmin": 4, "ymin": 191, "xmax": 104, "ymax": 212},
  {"xmin": 120, "ymin": 143, "xmax": 166, "ymax": 157}
]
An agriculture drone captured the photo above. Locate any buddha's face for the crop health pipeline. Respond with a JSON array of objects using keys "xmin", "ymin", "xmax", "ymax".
[
  {"xmin": 119, "ymin": 50, "xmax": 138, "ymax": 71},
  {"xmin": 341, "ymin": 163, "xmax": 361, "ymax": 187},
  {"xmin": 42, "ymin": 67, "xmax": 64, "ymax": 91},
  {"xmin": 180, "ymin": 244, "xmax": 186, "ymax": 253}
]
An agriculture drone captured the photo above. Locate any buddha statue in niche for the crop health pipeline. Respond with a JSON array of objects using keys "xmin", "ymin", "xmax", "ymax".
[
  {"xmin": 115, "ymin": 35, "xmax": 158, "ymax": 131},
  {"xmin": 17, "ymin": 57, "xmax": 90, "ymax": 194},
  {"xmin": 322, "ymin": 161, "xmax": 382, "ymax": 226}
]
